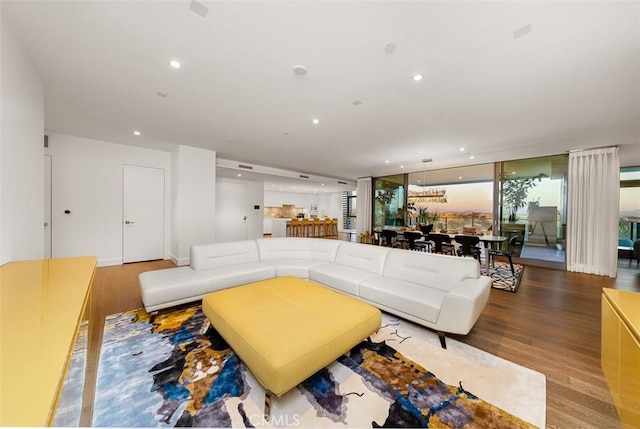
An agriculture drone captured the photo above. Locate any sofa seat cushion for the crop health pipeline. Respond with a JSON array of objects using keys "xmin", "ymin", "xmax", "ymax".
[
  {"xmin": 266, "ymin": 259, "xmax": 328, "ymax": 279},
  {"xmin": 309, "ymin": 263, "xmax": 378, "ymax": 296},
  {"xmin": 202, "ymin": 276, "xmax": 381, "ymax": 396},
  {"xmin": 139, "ymin": 262, "xmax": 276, "ymax": 312},
  {"xmin": 140, "ymin": 267, "xmax": 216, "ymax": 312},
  {"xmin": 359, "ymin": 276, "xmax": 447, "ymax": 324}
]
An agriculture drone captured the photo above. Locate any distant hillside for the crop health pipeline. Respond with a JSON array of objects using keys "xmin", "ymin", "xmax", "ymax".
[{"xmin": 620, "ymin": 209, "xmax": 640, "ymax": 219}]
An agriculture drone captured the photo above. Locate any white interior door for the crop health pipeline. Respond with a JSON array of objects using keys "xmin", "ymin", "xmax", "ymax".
[
  {"xmin": 215, "ymin": 180, "xmax": 248, "ymax": 242},
  {"xmin": 123, "ymin": 165, "xmax": 165, "ymax": 263},
  {"xmin": 44, "ymin": 154, "xmax": 52, "ymax": 258}
]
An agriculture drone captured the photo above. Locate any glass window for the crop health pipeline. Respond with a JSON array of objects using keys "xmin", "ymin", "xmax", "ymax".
[
  {"xmin": 373, "ymin": 174, "xmax": 405, "ymax": 230},
  {"xmin": 407, "ymin": 164, "xmax": 494, "ymax": 234},
  {"xmin": 619, "ymin": 166, "xmax": 640, "ymax": 241},
  {"xmin": 342, "ymin": 191, "xmax": 357, "ymax": 230}
]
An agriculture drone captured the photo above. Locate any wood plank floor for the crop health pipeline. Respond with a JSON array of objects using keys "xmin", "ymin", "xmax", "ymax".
[{"xmin": 80, "ymin": 249, "xmax": 640, "ymax": 428}]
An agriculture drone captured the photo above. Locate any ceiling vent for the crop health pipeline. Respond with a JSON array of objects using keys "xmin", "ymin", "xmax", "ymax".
[
  {"xmin": 238, "ymin": 164, "xmax": 254, "ymax": 170},
  {"xmin": 338, "ymin": 181, "xmax": 348, "ymax": 185},
  {"xmin": 44, "ymin": 135, "xmax": 49, "ymax": 148},
  {"xmin": 513, "ymin": 24, "xmax": 532, "ymax": 39},
  {"xmin": 189, "ymin": 0, "xmax": 208, "ymax": 18},
  {"xmin": 299, "ymin": 174, "xmax": 310, "ymax": 179}
]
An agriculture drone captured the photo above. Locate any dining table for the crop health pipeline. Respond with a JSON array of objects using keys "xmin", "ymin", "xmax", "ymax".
[
  {"xmin": 374, "ymin": 229, "xmax": 507, "ymax": 274},
  {"xmin": 475, "ymin": 235, "xmax": 508, "ymax": 275}
]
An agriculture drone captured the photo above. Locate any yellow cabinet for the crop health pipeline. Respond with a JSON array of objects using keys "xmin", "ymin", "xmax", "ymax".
[
  {"xmin": 601, "ymin": 288, "xmax": 640, "ymax": 429},
  {"xmin": 0, "ymin": 256, "xmax": 96, "ymax": 426}
]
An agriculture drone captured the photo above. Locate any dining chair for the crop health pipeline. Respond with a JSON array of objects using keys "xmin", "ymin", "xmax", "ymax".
[
  {"xmin": 404, "ymin": 230, "xmax": 428, "ymax": 252},
  {"xmin": 428, "ymin": 233, "xmax": 455, "ymax": 255},
  {"xmin": 381, "ymin": 230, "xmax": 401, "ymax": 248},
  {"xmin": 418, "ymin": 224, "xmax": 434, "ymax": 235},
  {"xmin": 454, "ymin": 235, "xmax": 482, "ymax": 261},
  {"xmin": 488, "ymin": 235, "xmax": 518, "ymax": 276}
]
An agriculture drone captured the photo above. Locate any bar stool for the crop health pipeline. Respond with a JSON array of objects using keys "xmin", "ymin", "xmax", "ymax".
[
  {"xmin": 287, "ymin": 219, "xmax": 300, "ymax": 237},
  {"xmin": 323, "ymin": 218, "xmax": 332, "ymax": 237},
  {"xmin": 331, "ymin": 218, "xmax": 338, "ymax": 237},
  {"xmin": 311, "ymin": 219, "xmax": 321, "ymax": 237},
  {"xmin": 301, "ymin": 219, "xmax": 311, "ymax": 237}
]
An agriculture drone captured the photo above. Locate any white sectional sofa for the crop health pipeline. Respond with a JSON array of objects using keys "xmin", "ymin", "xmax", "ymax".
[{"xmin": 139, "ymin": 237, "xmax": 492, "ymax": 344}]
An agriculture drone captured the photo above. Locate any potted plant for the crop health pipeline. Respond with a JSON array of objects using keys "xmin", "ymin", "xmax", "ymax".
[{"xmin": 501, "ymin": 173, "xmax": 547, "ymax": 222}]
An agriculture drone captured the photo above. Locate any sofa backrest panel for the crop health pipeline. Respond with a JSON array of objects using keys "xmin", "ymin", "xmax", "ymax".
[
  {"xmin": 310, "ymin": 238, "xmax": 341, "ymax": 262},
  {"xmin": 383, "ymin": 249, "xmax": 480, "ymax": 292},
  {"xmin": 191, "ymin": 240, "xmax": 260, "ymax": 271},
  {"xmin": 257, "ymin": 237, "xmax": 314, "ymax": 260},
  {"xmin": 334, "ymin": 241, "xmax": 389, "ymax": 275}
]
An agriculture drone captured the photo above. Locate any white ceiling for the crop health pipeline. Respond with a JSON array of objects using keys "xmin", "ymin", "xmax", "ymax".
[{"xmin": 3, "ymin": 1, "xmax": 640, "ymax": 187}]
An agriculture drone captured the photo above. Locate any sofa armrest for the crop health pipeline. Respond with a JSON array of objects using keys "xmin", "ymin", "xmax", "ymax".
[{"xmin": 436, "ymin": 276, "xmax": 492, "ymax": 335}]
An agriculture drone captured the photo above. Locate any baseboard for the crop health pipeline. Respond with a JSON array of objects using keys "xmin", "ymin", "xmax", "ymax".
[
  {"xmin": 170, "ymin": 254, "xmax": 190, "ymax": 266},
  {"xmin": 97, "ymin": 257, "xmax": 123, "ymax": 267}
]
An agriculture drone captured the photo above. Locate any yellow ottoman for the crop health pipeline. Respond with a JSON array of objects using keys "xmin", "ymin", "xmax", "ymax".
[{"xmin": 202, "ymin": 276, "xmax": 381, "ymax": 417}]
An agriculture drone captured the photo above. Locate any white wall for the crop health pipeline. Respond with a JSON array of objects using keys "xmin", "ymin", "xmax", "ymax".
[
  {"xmin": 215, "ymin": 177, "xmax": 263, "ymax": 242},
  {"xmin": 46, "ymin": 133, "xmax": 172, "ymax": 266},
  {"xmin": 171, "ymin": 145, "xmax": 216, "ymax": 265},
  {"xmin": 0, "ymin": 17, "xmax": 45, "ymax": 264}
]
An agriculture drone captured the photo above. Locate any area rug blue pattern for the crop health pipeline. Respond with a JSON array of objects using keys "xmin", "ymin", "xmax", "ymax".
[{"xmin": 93, "ymin": 304, "xmax": 542, "ymax": 428}]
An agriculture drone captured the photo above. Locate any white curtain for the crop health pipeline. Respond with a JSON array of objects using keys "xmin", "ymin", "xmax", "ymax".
[
  {"xmin": 567, "ymin": 147, "xmax": 620, "ymax": 277},
  {"xmin": 356, "ymin": 177, "xmax": 372, "ymax": 235}
]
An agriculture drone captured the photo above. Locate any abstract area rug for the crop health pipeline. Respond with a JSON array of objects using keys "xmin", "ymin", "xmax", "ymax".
[
  {"xmin": 488, "ymin": 261, "xmax": 524, "ymax": 292},
  {"xmin": 53, "ymin": 321, "xmax": 87, "ymax": 427},
  {"xmin": 93, "ymin": 305, "xmax": 545, "ymax": 428}
]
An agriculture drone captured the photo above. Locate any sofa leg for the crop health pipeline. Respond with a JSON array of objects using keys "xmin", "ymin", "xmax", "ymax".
[
  {"xmin": 264, "ymin": 390, "xmax": 272, "ymax": 422},
  {"xmin": 438, "ymin": 332, "xmax": 447, "ymax": 349},
  {"xmin": 149, "ymin": 310, "xmax": 159, "ymax": 324}
]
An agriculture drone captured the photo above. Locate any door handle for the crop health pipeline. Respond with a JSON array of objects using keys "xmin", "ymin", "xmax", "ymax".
[{"xmin": 124, "ymin": 220, "xmax": 135, "ymax": 225}]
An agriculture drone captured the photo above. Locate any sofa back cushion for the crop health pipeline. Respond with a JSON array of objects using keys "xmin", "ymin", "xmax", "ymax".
[
  {"xmin": 383, "ymin": 249, "xmax": 480, "ymax": 292},
  {"xmin": 334, "ymin": 242, "xmax": 389, "ymax": 275},
  {"xmin": 190, "ymin": 240, "xmax": 260, "ymax": 271},
  {"xmin": 256, "ymin": 238, "xmax": 340, "ymax": 262}
]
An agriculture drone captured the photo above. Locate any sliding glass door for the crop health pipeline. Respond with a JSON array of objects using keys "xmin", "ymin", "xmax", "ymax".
[{"xmin": 499, "ymin": 155, "xmax": 568, "ymax": 264}]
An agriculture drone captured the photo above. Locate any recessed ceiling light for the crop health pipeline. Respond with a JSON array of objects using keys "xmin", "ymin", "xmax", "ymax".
[
  {"xmin": 469, "ymin": 155, "xmax": 475, "ymax": 159},
  {"xmin": 400, "ymin": 165, "xmax": 404, "ymax": 169},
  {"xmin": 460, "ymin": 147, "xmax": 465, "ymax": 152},
  {"xmin": 458, "ymin": 176, "xmax": 463, "ymax": 179},
  {"xmin": 237, "ymin": 174, "xmax": 242, "ymax": 177},
  {"xmin": 418, "ymin": 180, "xmax": 422, "ymax": 183},
  {"xmin": 385, "ymin": 160, "xmax": 390, "ymax": 164},
  {"xmin": 412, "ymin": 74, "xmax": 424, "ymax": 82},
  {"xmin": 293, "ymin": 65, "xmax": 307, "ymax": 75},
  {"xmin": 312, "ymin": 118, "xmax": 319, "ymax": 125},
  {"xmin": 169, "ymin": 60, "xmax": 181, "ymax": 69},
  {"xmin": 384, "ymin": 43, "xmax": 396, "ymax": 53},
  {"xmin": 271, "ymin": 184, "xmax": 275, "ymax": 187},
  {"xmin": 133, "ymin": 131, "xmax": 141, "ymax": 136},
  {"xmin": 321, "ymin": 183, "xmax": 325, "ymax": 186}
]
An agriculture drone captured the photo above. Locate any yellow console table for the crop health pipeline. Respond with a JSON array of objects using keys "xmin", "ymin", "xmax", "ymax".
[
  {"xmin": 601, "ymin": 288, "xmax": 640, "ymax": 429},
  {"xmin": 0, "ymin": 256, "xmax": 97, "ymax": 426}
]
